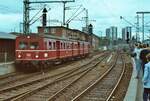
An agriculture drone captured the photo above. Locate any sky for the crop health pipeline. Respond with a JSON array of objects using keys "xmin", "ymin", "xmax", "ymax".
[{"xmin": 0, "ymin": 0, "xmax": 150, "ymax": 39}]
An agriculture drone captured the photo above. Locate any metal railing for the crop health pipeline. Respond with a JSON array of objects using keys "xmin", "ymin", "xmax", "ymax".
[{"xmin": 0, "ymin": 52, "xmax": 14, "ymax": 63}]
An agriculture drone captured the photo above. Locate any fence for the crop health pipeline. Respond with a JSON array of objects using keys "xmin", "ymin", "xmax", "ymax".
[{"xmin": 0, "ymin": 52, "xmax": 15, "ymax": 63}]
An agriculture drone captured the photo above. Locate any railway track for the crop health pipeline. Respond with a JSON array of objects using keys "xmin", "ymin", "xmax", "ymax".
[
  {"xmin": 46, "ymin": 53, "xmax": 117, "ymax": 101},
  {"xmin": 0, "ymin": 52, "xmax": 109, "ymax": 101},
  {"xmin": 0, "ymin": 51, "xmax": 106, "ymax": 88},
  {"xmin": 109, "ymin": 53, "xmax": 133, "ymax": 101},
  {"xmin": 0, "ymin": 52, "xmax": 106, "ymax": 91},
  {"xmin": 0, "ymin": 72, "xmax": 43, "ymax": 89},
  {"xmin": 0, "ymin": 72, "xmax": 21, "ymax": 83},
  {"xmin": 71, "ymin": 53, "xmax": 125, "ymax": 101},
  {"xmin": 10, "ymin": 52, "xmax": 115, "ymax": 101},
  {"xmin": 0, "ymin": 72, "xmax": 18, "ymax": 80}
]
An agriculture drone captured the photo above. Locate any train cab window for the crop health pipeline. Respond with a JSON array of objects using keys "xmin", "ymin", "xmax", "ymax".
[
  {"xmin": 30, "ymin": 42, "xmax": 39, "ymax": 49},
  {"xmin": 19, "ymin": 41, "xmax": 28, "ymax": 49}
]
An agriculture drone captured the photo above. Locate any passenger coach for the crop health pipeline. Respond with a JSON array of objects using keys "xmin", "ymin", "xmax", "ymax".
[{"xmin": 15, "ymin": 34, "xmax": 90, "ymax": 70}]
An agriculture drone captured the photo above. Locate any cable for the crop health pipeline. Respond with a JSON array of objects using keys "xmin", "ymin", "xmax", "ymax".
[
  {"xmin": 66, "ymin": 5, "xmax": 82, "ymax": 24},
  {"xmin": 66, "ymin": 8, "xmax": 85, "ymax": 24},
  {"xmin": 29, "ymin": 7, "xmax": 44, "ymax": 23}
]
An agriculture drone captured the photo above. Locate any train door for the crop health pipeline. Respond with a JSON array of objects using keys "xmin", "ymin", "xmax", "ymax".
[{"xmin": 56, "ymin": 41, "xmax": 60, "ymax": 59}]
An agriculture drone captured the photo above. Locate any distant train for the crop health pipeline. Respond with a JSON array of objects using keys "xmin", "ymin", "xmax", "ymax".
[{"xmin": 15, "ymin": 34, "xmax": 90, "ymax": 70}]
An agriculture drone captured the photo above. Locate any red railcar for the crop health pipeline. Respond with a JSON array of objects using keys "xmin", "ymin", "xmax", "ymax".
[{"xmin": 15, "ymin": 34, "xmax": 90, "ymax": 70}]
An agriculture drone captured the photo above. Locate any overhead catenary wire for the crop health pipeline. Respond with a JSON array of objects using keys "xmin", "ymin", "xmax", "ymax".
[
  {"xmin": 66, "ymin": 5, "xmax": 83, "ymax": 24},
  {"xmin": 66, "ymin": 8, "xmax": 86, "ymax": 24},
  {"xmin": 27, "ymin": 3, "xmax": 52, "ymax": 25},
  {"xmin": 30, "ymin": 15, "xmax": 42, "ymax": 25},
  {"xmin": 29, "ymin": 7, "xmax": 44, "ymax": 23}
]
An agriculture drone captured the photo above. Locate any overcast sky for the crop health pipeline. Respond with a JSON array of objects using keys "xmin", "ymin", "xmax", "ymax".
[{"xmin": 0, "ymin": 0, "xmax": 150, "ymax": 38}]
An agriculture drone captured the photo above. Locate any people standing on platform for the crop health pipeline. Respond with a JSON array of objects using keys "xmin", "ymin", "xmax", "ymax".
[
  {"xmin": 143, "ymin": 53, "xmax": 150, "ymax": 101},
  {"xmin": 140, "ymin": 44, "xmax": 150, "ymax": 75},
  {"xmin": 133, "ymin": 43, "xmax": 142, "ymax": 79}
]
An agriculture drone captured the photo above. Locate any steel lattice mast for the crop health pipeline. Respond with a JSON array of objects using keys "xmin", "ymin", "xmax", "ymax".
[{"xmin": 23, "ymin": 0, "xmax": 75, "ymax": 34}]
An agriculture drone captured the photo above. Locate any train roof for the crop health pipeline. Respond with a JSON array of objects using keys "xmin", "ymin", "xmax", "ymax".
[
  {"xmin": 17, "ymin": 33, "xmax": 89, "ymax": 42},
  {"xmin": 0, "ymin": 32, "xmax": 16, "ymax": 40}
]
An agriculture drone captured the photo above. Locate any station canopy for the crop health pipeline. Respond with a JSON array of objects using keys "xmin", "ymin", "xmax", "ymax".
[{"xmin": 0, "ymin": 32, "xmax": 16, "ymax": 40}]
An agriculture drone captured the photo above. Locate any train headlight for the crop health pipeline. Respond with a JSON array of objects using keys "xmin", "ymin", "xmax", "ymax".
[
  {"xmin": 35, "ymin": 55, "xmax": 39, "ymax": 58},
  {"xmin": 44, "ymin": 53, "xmax": 48, "ymax": 58},
  {"xmin": 27, "ymin": 36, "xmax": 30, "ymax": 39},
  {"xmin": 18, "ymin": 54, "xmax": 21, "ymax": 58}
]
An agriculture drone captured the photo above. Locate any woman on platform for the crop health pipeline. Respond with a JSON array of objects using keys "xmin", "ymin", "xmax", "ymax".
[{"xmin": 143, "ymin": 53, "xmax": 150, "ymax": 101}]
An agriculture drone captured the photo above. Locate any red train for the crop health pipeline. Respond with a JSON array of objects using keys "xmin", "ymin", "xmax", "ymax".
[{"xmin": 15, "ymin": 34, "xmax": 90, "ymax": 70}]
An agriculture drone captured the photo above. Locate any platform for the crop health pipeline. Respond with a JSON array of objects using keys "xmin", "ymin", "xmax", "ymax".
[
  {"xmin": 0, "ymin": 61, "xmax": 15, "ymax": 75},
  {"xmin": 124, "ymin": 64, "xmax": 143, "ymax": 101}
]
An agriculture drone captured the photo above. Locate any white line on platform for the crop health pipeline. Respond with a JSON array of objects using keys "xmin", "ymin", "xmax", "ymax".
[{"xmin": 0, "ymin": 61, "xmax": 14, "ymax": 66}]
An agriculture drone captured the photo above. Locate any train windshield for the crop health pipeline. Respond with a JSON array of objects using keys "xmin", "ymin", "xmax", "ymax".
[
  {"xmin": 19, "ymin": 41, "xmax": 28, "ymax": 49},
  {"xmin": 30, "ymin": 42, "xmax": 39, "ymax": 49},
  {"xmin": 19, "ymin": 41, "xmax": 39, "ymax": 50}
]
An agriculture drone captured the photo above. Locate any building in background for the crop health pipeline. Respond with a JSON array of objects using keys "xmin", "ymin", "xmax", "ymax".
[
  {"xmin": 106, "ymin": 28, "xmax": 110, "ymax": 39},
  {"xmin": 110, "ymin": 26, "xmax": 118, "ymax": 41},
  {"xmin": 105, "ymin": 26, "xmax": 118, "ymax": 41},
  {"xmin": 122, "ymin": 26, "xmax": 132, "ymax": 42}
]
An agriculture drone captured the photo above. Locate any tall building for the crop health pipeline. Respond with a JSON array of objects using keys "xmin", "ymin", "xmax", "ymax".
[
  {"xmin": 122, "ymin": 26, "xmax": 132, "ymax": 41},
  {"xmin": 110, "ymin": 26, "xmax": 117, "ymax": 40},
  {"xmin": 105, "ymin": 26, "xmax": 118, "ymax": 41},
  {"xmin": 106, "ymin": 28, "xmax": 110, "ymax": 39}
]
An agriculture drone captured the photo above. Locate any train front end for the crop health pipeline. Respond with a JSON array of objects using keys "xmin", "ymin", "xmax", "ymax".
[{"xmin": 15, "ymin": 35, "xmax": 44, "ymax": 71}]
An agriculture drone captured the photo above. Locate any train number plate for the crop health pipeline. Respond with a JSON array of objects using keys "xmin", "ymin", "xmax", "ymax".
[{"xmin": 26, "ymin": 53, "xmax": 31, "ymax": 57}]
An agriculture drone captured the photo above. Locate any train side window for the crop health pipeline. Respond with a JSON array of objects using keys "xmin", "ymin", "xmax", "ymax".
[
  {"xmin": 61, "ymin": 42, "xmax": 63, "ymax": 49},
  {"xmin": 19, "ymin": 41, "xmax": 28, "ymax": 49},
  {"xmin": 49, "ymin": 42, "xmax": 52, "ymax": 50}
]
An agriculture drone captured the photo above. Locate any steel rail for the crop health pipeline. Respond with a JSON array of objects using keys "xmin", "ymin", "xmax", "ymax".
[
  {"xmin": 0, "ymin": 53, "xmax": 105, "ymax": 92},
  {"xmin": 0, "ymin": 72, "xmax": 42, "ymax": 88},
  {"xmin": 106, "ymin": 55, "xmax": 126, "ymax": 101},
  {"xmin": 1, "ymin": 52, "xmax": 108, "ymax": 100},
  {"xmin": 71, "ymin": 54, "xmax": 119, "ymax": 101},
  {"xmin": 0, "ymin": 72, "xmax": 20, "ymax": 80},
  {"xmin": 46, "ymin": 54, "xmax": 110, "ymax": 101},
  {"xmin": 6, "ymin": 67, "xmax": 92, "ymax": 101},
  {"xmin": 106, "ymin": 56, "xmax": 126, "ymax": 101},
  {"xmin": 10, "ymin": 54, "xmax": 109, "ymax": 101}
]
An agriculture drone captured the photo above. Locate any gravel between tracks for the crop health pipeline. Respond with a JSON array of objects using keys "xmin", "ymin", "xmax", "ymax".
[{"xmin": 0, "ymin": 52, "xmax": 107, "ymax": 100}]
